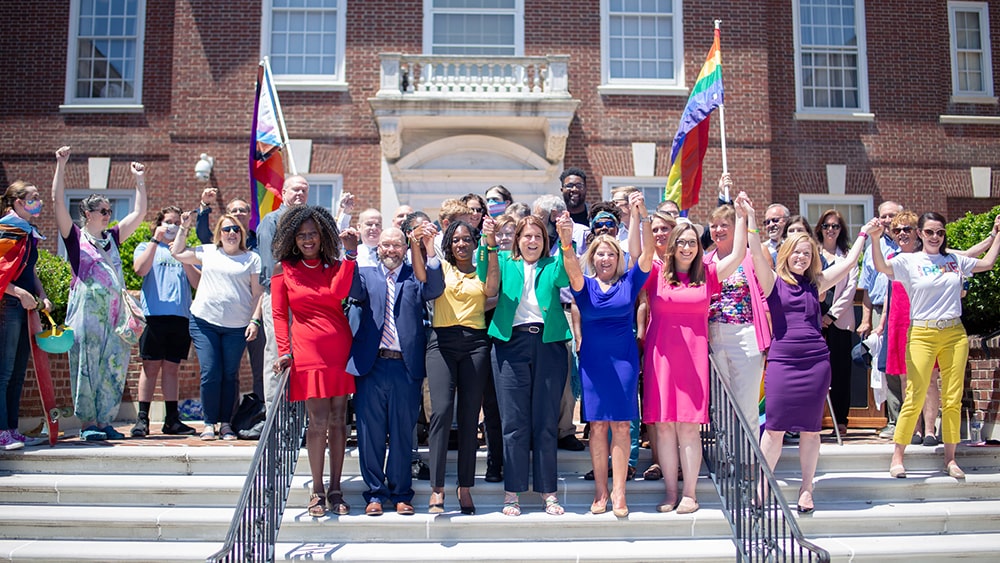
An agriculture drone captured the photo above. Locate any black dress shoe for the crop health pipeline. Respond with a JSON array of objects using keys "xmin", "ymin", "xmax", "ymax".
[
  {"xmin": 485, "ymin": 463, "xmax": 503, "ymax": 483},
  {"xmin": 558, "ymin": 435, "xmax": 585, "ymax": 451}
]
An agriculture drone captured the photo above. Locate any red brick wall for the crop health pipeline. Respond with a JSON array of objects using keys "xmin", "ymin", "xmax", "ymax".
[{"xmin": 967, "ymin": 337, "xmax": 1000, "ymax": 429}]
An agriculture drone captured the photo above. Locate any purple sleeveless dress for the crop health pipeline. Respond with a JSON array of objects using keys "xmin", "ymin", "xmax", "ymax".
[{"xmin": 764, "ymin": 274, "xmax": 831, "ymax": 432}]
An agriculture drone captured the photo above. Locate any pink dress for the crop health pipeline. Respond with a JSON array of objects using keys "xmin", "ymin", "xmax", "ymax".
[{"xmin": 642, "ymin": 260, "xmax": 720, "ymax": 424}]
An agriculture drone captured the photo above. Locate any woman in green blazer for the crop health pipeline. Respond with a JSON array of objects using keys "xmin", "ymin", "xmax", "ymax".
[{"xmin": 480, "ymin": 212, "xmax": 576, "ymax": 517}]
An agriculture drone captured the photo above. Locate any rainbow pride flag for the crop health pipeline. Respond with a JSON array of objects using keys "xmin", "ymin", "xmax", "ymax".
[
  {"xmin": 665, "ymin": 28, "xmax": 724, "ymax": 210},
  {"xmin": 249, "ymin": 61, "xmax": 286, "ymax": 231}
]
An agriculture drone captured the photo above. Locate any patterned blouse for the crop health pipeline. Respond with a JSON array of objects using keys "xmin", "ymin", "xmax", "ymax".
[{"xmin": 709, "ymin": 264, "xmax": 754, "ymax": 325}]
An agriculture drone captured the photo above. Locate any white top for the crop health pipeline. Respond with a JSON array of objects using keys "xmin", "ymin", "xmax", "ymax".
[
  {"xmin": 357, "ymin": 244, "xmax": 379, "ymax": 268},
  {"xmin": 190, "ymin": 245, "xmax": 262, "ymax": 328},
  {"xmin": 889, "ymin": 251, "xmax": 977, "ymax": 321},
  {"xmin": 512, "ymin": 261, "xmax": 544, "ymax": 326}
]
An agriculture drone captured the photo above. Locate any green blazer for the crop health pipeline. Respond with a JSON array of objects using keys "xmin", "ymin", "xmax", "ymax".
[{"xmin": 481, "ymin": 247, "xmax": 572, "ymax": 344}]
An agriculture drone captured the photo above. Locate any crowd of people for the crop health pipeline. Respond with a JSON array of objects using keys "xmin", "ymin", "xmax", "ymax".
[{"xmin": 1, "ymin": 151, "xmax": 998, "ymax": 521}]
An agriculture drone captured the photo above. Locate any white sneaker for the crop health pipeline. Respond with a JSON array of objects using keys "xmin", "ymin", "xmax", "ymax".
[{"xmin": 0, "ymin": 429, "xmax": 25, "ymax": 451}]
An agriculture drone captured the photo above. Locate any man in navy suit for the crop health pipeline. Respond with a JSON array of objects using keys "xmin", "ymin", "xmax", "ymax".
[{"xmin": 348, "ymin": 225, "xmax": 444, "ymax": 516}]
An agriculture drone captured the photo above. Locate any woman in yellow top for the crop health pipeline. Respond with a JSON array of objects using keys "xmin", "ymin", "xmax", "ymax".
[{"xmin": 426, "ymin": 219, "xmax": 496, "ymax": 515}]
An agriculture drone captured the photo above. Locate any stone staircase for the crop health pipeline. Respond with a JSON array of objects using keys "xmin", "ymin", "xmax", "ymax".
[{"xmin": 0, "ymin": 439, "xmax": 998, "ymax": 562}]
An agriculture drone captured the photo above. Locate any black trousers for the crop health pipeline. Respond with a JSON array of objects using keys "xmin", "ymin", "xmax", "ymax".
[{"xmin": 426, "ymin": 326, "xmax": 491, "ymax": 488}]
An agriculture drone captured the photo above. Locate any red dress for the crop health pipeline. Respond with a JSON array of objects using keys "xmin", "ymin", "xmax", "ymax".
[{"xmin": 272, "ymin": 258, "xmax": 357, "ymax": 401}]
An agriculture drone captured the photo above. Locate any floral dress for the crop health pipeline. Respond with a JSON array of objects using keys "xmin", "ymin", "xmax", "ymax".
[{"xmin": 63, "ymin": 225, "xmax": 131, "ymax": 424}]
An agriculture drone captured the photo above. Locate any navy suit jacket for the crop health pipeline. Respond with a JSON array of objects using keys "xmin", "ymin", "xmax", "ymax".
[{"xmin": 346, "ymin": 257, "xmax": 445, "ymax": 381}]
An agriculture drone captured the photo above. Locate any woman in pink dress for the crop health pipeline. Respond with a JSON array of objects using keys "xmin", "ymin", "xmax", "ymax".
[{"xmin": 642, "ymin": 180, "xmax": 751, "ymax": 515}]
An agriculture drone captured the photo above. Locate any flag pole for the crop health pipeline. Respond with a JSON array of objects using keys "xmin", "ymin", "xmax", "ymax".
[
  {"xmin": 263, "ymin": 57, "xmax": 297, "ymax": 175},
  {"xmin": 714, "ymin": 19, "xmax": 730, "ymax": 202}
]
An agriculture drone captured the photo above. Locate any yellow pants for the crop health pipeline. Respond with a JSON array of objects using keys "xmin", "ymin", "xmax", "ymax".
[{"xmin": 894, "ymin": 324, "xmax": 968, "ymax": 445}]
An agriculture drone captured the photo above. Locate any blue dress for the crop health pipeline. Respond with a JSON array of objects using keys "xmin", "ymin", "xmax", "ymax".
[
  {"xmin": 573, "ymin": 264, "xmax": 650, "ymax": 421},
  {"xmin": 764, "ymin": 274, "xmax": 831, "ymax": 432}
]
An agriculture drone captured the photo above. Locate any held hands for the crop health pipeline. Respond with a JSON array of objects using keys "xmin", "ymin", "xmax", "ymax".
[
  {"xmin": 555, "ymin": 211, "xmax": 574, "ymax": 248},
  {"xmin": 55, "ymin": 146, "xmax": 71, "ymax": 163},
  {"xmin": 180, "ymin": 211, "xmax": 196, "ymax": 229},
  {"xmin": 862, "ymin": 217, "xmax": 882, "ymax": 238},
  {"xmin": 340, "ymin": 227, "xmax": 360, "ymax": 252},
  {"xmin": 734, "ymin": 191, "xmax": 754, "ymax": 221},
  {"xmin": 628, "ymin": 191, "xmax": 647, "ymax": 219},
  {"xmin": 481, "ymin": 215, "xmax": 497, "ymax": 247}
]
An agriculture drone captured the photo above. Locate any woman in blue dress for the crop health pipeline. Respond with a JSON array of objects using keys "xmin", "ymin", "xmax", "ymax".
[{"xmin": 565, "ymin": 191, "xmax": 654, "ymax": 518}]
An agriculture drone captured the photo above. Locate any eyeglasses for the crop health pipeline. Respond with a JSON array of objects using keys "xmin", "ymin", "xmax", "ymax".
[
  {"xmin": 592, "ymin": 220, "xmax": 616, "ymax": 230},
  {"xmin": 763, "ymin": 217, "xmax": 785, "ymax": 226},
  {"xmin": 821, "ymin": 223, "xmax": 842, "ymax": 231},
  {"xmin": 228, "ymin": 207, "xmax": 250, "ymax": 214},
  {"xmin": 92, "ymin": 208, "xmax": 112, "ymax": 216},
  {"xmin": 467, "ymin": 208, "xmax": 484, "ymax": 214},
  {"xmin": 891, "ymin": 226, "xmax": 915, "ymax": 234},
  {"xmin": 922, "ymin": 229, "xmax": 946, "ymax": 238},
  {"xmin": 221, "ymin": 225, "xmax": 242, "ymax": 234},
  {"xmin": 562, "ymin": 182, "xmax": 585, "ymax": 190},
  {"xmin": 675, "ymin": 239, "xmax": 699, "ymax": 248}
]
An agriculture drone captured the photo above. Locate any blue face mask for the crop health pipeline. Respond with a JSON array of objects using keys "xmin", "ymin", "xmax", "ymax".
[{"xmin": 23, "ymin": 198, "xmax": 43, "ymax": 217}]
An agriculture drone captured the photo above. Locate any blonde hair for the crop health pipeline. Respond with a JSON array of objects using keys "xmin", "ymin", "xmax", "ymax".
[
  {"xmin": 438, "ymin": 198, "xmax": 471, "ymax": 224},
  {"xmin": 776, "ymin": 232, "xmax": 821, "ymax": 286},
  {"xmin": 580, "ymin": 235, "xmax": 625, "ymax": 283},
  {"xmin": 212, "ymin": 214, "xmax": 248, "ymax": 251}
]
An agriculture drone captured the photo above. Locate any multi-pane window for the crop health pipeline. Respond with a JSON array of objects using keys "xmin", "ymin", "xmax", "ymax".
[
  {"xmin": 65, "ymin": 0, "xmax": 145, "ymax": 106},
  {"xmin": 263, "ymin": 0, "xmax": 346, "ymax": 85},
  {"xmin": 794, "ymin": 0, "xmax": 869, "ymax": 113},
  {"xmin": 800, "ymin": 195, "xmax": 872, "ymax": 237},
  {"xmin": 426, "ymin": 0, "xmax": 520, "ymax": 55},
  {"xmin": 948, "ymin": 2, "xmax": 994, "ymax": 98},
  {"xmin": 605, "ymin": 0, "xmax": 680, "ymax": 83},
  {"xmin": 305, "ymin": 175, "xmax": 343, "ymax": 213}
]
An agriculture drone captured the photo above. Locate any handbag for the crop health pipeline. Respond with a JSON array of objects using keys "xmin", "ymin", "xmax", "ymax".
[{"xmin": 116, "ymin": 287, "xmax": 146, "ymax": 346}]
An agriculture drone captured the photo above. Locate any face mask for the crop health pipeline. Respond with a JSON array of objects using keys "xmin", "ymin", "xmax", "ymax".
[
  {"xmin": 487, "ymin": 200, "xmax": 507, "ymax": 218},
  {"xmin": 23, "ymin": 198, "xmax": 43, "ymax": 217},
  {"xmin": 163, "ymin": 223, "xmax": 179, "ymax": 241}
]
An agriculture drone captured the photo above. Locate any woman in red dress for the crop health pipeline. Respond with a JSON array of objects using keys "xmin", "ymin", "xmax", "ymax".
[{"xmin": 272, "ymin": 206, "xmax": 359, "ymax": 517}]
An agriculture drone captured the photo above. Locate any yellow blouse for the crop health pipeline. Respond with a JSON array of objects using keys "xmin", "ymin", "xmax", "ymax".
[{"xmin": 432, "ymin": 260, "xmax": 487, "ymax": 329}]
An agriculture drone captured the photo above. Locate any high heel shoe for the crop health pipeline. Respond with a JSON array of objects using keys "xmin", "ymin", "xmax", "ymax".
[
  {"xmin": 457, "ymin": 486, "xmax": 475, "ymax": 515},
  {"xmin": 428, "ymin": 490, "xmax": 445, "ymax": 514},
  {"xmin": 796, "ymin": 488, "xmax": 814, "ymax": 514}
]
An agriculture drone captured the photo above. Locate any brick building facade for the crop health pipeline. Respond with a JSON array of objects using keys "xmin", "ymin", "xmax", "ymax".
[{"xmin": 2, "ymin": 1, "xmax": 998, "ymax": 418}]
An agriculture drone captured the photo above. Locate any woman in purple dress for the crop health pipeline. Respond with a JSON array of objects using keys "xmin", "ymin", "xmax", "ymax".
[
  {"xmin": 748, "ymin": 220, "xmax": 879, "ymax": 513},
  {"xmin": 565, "ymin": 191, "xmax": 653, "ymax": 518}
]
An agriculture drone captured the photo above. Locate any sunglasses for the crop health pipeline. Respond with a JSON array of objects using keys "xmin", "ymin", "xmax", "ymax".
[
  {"xmin": 221, "ymin": 225, "xmax": 242, "ymax": 234},
  {"xmin": 821, "ymin": 223, "xmax": 842, "ymax": 231},
  {"xmin": 467, "ymin": 208, "xmax": 484, "ymax": 214},
  {"xmin": 891, "ymin": 226, "xmax": 915, "ymax": 234},
  {"xmin": 922, "ymin": 229, "xmax": 946, "ymax": 238},
  {"xmin": 764, "ymin": 217, "xmax": 785, "ymax": 226},
  {"xmin": 92, "ymin": 208, "xmax": 112, "ymax": 216},
  {"xmin": 592, "ymin": 220, "xmax": 616, "ymax": 230}
]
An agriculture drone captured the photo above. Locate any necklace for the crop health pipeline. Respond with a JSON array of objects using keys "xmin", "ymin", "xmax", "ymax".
[{"xmin": 301, "ymin": 258, "xmax": 322, "ymax": 269}]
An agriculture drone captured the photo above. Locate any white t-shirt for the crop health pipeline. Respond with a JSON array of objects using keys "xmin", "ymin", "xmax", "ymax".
[
  {"xmin": 889, "ymin": 251, "xmax": 977, "ymax": 321},
  {"xmin": 190, "ymin": 245, "xmax": 262, "ymax": 327},
  {"xmin": 512, "ymin": 261, "xmax": 544, "ymax": 326}
]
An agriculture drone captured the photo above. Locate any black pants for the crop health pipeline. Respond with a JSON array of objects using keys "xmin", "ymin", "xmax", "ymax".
[
  {"xmin": 825, "ymin": 325, "xmax": 853, "ymax": 425},
  {"xmin": 426, "ymin": 326, "xmax": 491, "ymax": 488}
]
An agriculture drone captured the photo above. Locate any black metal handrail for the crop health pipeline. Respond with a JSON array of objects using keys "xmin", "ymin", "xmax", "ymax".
[
  {"xmin": 703, "ymin": 358, "xmax": 830, "ymax": 562},
  {"xmin": 207, "ymin": 368, "xmax": 307, "ymax": 563}
]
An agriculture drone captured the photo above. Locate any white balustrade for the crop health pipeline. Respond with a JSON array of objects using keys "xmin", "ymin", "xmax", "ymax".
[{"xmin": 377, "ymin": 54, "xmax": 570, "ymax": 98}]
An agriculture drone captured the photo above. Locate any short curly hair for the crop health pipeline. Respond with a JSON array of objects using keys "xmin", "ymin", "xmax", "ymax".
[
  {"xmin": 441, "ymin": 220, "xmax": 480, "ymax": 266},
  {"xmin": 272, "ymin": 205, "xmax": 342, "ymax": 265}
]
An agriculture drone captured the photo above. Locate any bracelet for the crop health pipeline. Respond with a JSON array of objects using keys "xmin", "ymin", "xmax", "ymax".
[
  {"xmin": 747, "ymin": 228, "xmax": 760, "ymax": 234},
  {"xmin": 561, "ymin": 243, "xmax": 573, "ymax": 251},
  {"xmin": 486, "ymin": 245, "xmax": 498, "ymax": 252},
  {"xmin": 344, "ymin": 250, "xmax": 358, "ymax": 261},
  {"xmin": 988, "ymin": 232, "xmax": 996, "ymax": 239},
  {"xmin": 282, "ymin": 353, "xmax": 293, "ymax": 361},
  {"xmin": 251, "ymin": 318, "xmax": 262, "ymax": 327},
  {"xmin": 858, "ymin": 231, "xmax": 869, "ymax": 239}
]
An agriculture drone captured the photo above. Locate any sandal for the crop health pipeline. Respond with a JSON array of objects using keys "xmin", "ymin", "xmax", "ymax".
[
  {"xmin": 542, "ymin": 494, "xmax": 564, "ymax": 516},
  {"xmin": 502, "ymin": 492, "xmax": 520, "ymax": 517},
  {"xmin": 643, "ymin": 463, "xmax": 663, "ymax": 481},
  {"xmin": 200, "ymin": 425, "xmax": 216, "ymax": 441},
  {"xmin": 326, "ymin": 490, "xmax": 350, "ymax": 515},
  {"xmin": 307, "ymin": 493, "xmax": 326, "ymax": 517},
  {"xmin": 219, "ymin": 423, "xmax": 237, "ymax": 441}
]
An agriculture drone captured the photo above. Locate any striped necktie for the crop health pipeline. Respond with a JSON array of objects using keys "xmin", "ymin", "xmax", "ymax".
[{"xmin": 380, "ymin": 269, "xmax": 397, "ymax": 349}]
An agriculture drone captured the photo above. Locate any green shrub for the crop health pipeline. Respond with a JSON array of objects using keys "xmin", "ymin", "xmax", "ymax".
[{"xmin": 947, "ymin": 204, "xmax": 1000, "ymax": 335}]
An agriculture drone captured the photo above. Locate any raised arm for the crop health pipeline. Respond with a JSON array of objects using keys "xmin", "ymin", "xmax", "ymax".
[
  {"xmin": 195, "ymin": 188, "xmax": 216, "ymax": 245},
  {"xmin": 818, "ymin": 218, "xmax": 880, "ymax": 294},
  {"xmin": 956, "ymin": 215, "xmax": 1000, "ymax": 259},
  {"xmin": 115, "ymin": 162, "xmax": 148, "ymax": 240},
  {"xmin": 558, "ymin": 212, "xmax": 585, "ymax": 292},
  {"xmin": 747, "ymin": 204, "xmax": 775, "ymax": 297},
  {"xmin": 51, "ymin": 146, "xmax": 74, "ymax": 239},
  {"xmin": 481, "ymin": 215, "xmax": 500, "ymax": 297},
  {"xmin": 716, "ymin": 184, "xmax": 751, "ymax": 280},
  {"xmin": 632, "ymin": 191, "xmax": 655, "ymax": 273},
  {"xmin": 626, "ymin": 195, "xmax": 642, "ymax": 270},
  {"xmin": 170, "ymin": 211, "xmax": 202, "ymax": 265},
  {"xmin": 971, "ymin": 222, "xmax": 1000, "ymax": 273}
]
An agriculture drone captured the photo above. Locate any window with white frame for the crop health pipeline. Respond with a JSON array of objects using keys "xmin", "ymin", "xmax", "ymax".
[
  {"xmin": 799, "ymin": 194, "xmax": 873, "ymax": 236},
  {"xmin": 948, "ymin": 2, "xmax": 994, "ymax": 100},
  {"xmin": 59, "ymin": 189, "xmax": 136, "ymax": 257},
  {"xmin": 793, "ymin": 0, "xmax": 870, "ymax": 115},
  {"xmin": 424, "ymin": 0, "xmax": 522, "ymax": 55},
  {"xmin": 601, "ymin": 0, "xmax": 684, "ymax": 89},
  {"xmin": 63, "ymin": 0, "xmax": 146, "ymax": 109},
  {"xmin": 602, "ymin": 177, "xmax": 668, "ymax": 215},
  {"xmin": 262, "ymin": 0, "xmax": 347, "ymax": 89},
  {"xmin": 304, "ymin": 174, "xmax": 343, "ymax": 213}
]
